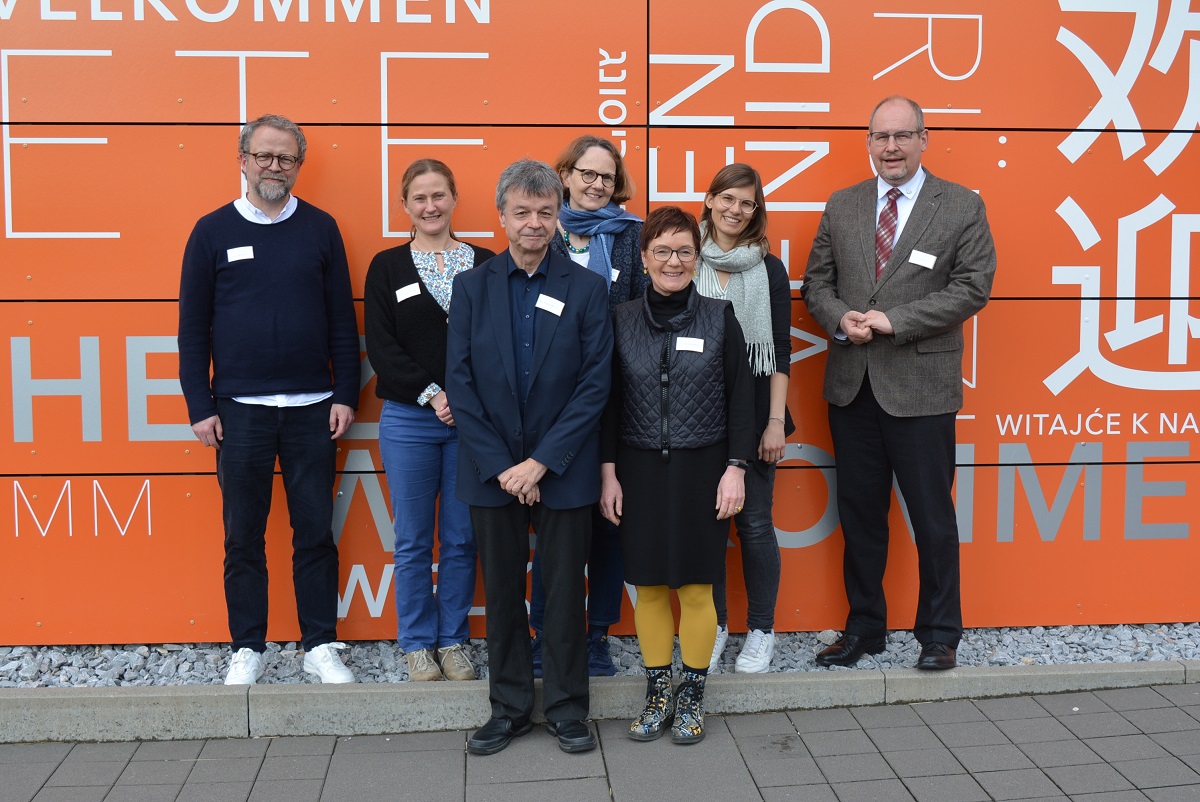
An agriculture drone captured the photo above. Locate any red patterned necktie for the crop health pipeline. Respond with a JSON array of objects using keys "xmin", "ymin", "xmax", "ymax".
[{"xmin": 875, "ymin": 187, "xmax": 902, "ymax": 281}]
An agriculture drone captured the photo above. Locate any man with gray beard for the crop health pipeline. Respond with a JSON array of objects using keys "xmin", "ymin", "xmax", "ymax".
[{"xmin": 178, "ymin": 114, "xmax": 360, "ymax": 685}]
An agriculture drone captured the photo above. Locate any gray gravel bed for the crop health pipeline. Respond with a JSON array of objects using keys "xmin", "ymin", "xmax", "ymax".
[{"xmin": 2, "ymin": 623, "xmax": 1197, "ymax": 687}]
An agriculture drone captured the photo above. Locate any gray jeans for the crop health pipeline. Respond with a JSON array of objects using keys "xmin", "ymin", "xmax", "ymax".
[{"xmin": 713, "ymin": 459, "xmax": 781, "ymax": 631}]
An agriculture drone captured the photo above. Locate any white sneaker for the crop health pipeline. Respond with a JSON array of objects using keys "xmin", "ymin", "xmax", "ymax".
[
  {"xmin": 302, "ymin": 642, "xmax": 355, "ymax": 684},
  {"xmin": 708, "ymin": 625, "xmax": 729, "ymax": 673},
  {"xmin": 224, "ymin": 648, "xmax": 264, "ymax": 685},
  {"xmin": 735, "ymin": 629, "xmax": 775, "ymax": 673}
]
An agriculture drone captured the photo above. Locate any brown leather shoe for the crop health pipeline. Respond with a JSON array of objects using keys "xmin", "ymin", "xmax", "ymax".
[
  {"xmin": 814, "ymin": 634, "xmax": 887, "ymax": 668},
  {"xmin": 916, "ymin": 642, "xmax": 957, "ymax": 670}
]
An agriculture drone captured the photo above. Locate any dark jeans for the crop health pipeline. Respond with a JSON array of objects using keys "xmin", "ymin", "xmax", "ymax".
[
  {"xmin": 713, "ymin": 459, "xmax": 781, "ymax": 631},
  {"xmin": 215, "ymin": 397, "xmax": 340, "ymax": 653},
  {"xmin": 472, "ymin": 502, "xmax": 591, "ymax": 723},
  {"xmin": 528, "ymin": 504, "xmax": 624, "ymax": 632}
]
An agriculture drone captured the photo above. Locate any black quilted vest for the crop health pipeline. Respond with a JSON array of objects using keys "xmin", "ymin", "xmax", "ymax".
[{"xmin": 613, "ymin": 289, "xmax": 728, "ymax": 459}]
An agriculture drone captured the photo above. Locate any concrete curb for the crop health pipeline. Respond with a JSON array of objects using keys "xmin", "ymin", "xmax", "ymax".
[{"xmin": 3, "ymin": 660, "xmax": 1196, "ymax": 743}]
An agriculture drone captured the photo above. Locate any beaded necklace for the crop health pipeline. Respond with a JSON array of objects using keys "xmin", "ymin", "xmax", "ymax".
[{"xmin": 562, "ymin": 229, "xmax": 589, "ymax": 254}]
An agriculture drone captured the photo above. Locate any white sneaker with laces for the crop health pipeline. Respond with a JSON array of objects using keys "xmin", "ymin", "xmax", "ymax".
[
  {"xmin": 735, "ymin": 629, "xmax": 775, "ymax": 673},
  {"xmin": 302, "ymin": 642, "xmax": 355, "ymax": 684},
  {"xmin": 708, "ymin": 625, "xmax": 729, "ymax": 673},
  {"xmin": 224, "ymin": 647, "xmax": 264, "ymax": 685}
]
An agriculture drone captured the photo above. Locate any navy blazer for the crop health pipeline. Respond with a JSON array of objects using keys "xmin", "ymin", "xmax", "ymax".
[{"xmin": 446, "ymin": 248, "xmax": 613, "ymax": 509}]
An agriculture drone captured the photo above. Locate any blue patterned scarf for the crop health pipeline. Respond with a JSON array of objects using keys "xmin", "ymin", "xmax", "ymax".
[{"xmin": 558, "ymin": 201, "xmax": 642, "ymax": 288}]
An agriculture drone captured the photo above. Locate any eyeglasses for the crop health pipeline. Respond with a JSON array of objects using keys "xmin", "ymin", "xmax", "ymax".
[
  {"xmin": 868, "ymin": 130, "xmax": 923, "ymax": 146},
  {"xmin": 244, "ymin": 151, "xmax": 301, "ymax": 170},
  {"xmin": 571, "ymin": 167, "xmax": 616, "ymax": 187},
  {"xmin": 714, "ymin": 193, "xmax": 759, "ymax": 214},
  {"xmin": 649, "ymin": 246, "xmax": 698, "ymax": 263}
]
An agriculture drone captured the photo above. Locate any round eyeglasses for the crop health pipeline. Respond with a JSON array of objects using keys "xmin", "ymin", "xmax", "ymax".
[
  {"xmin": 714, "ymin": 193, "xmax": 759, "ymax": 214},
  {"xmin": 649, "ymin": 246, "xmax": 698, "ymax": 263},
  {"xmin": 571, "ymin": 167, "xmax": 616, "ymax": 188},
  {"xmin": 244, "ymin": 151, "xmax": 301, "ymax": 170}
]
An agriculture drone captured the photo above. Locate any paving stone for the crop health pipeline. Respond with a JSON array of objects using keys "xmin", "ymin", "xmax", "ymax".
[
  {"xmin": 1035, "ymin": 692, "xmax": 1114, "ymax": 717},
  {"xmin": 197, "ymin": 741, "xmax": 269, "ymax": 760},
  {"xmin": 812, "ymin": 753, "xmax": 895, "ymax": 783},
  {"xmin": 850, "ymin": 705, "xmax": 922, "ymax": 730},
  {"xmin": 1150, "ymin": 687, "xmax": 1200, "ymax": 707},
  {"xmin": 45, "ymin": 761, "xmax": 125, "ymax": 787},
  {"xmin": 599, "ymin": 720, "xmax": 759, "ymax": 802},
  {"xmin": 1150, "ymin": 730, "xmax": 1200, "ymax": 757},
  {"xmin": 0, "ymin": 762, "xmax": 59, "ymax": 802},
  {"xmin": 1145, "ymin": 786, "xmax": 1200, "ymax": 801},
  {"xmin": 324, "ymin": 749, "xmax": 465, "ymax": 801},
  {"xmin": 799, "ymin": 729, "xmax": 875, "ymax": 757},
  {"xmin": 929, "ymin": 720, "xmax": 1010, "ymax": 747},
  {"xmin": 263, "ymin": 737, "xmax": 335, "ymax": 757},
  {"xmin": 254, "ymin": 756, "xmax": 328, "ymax": 782},
  {"xmin": 114, "ymin": 760, "xmax": 194, "ymax": 786},
  {"xmin": 975, "ymin": 696, "xmax": 1053, "ymax": 721},
  {"xmin": 1043, "ymin": 762, "xmax": 1135, "ymax": 795},
  {"xmin": 760, "ymin": 785, "xmax": 838, "ymax": 801},
  {"xmin": 0, "ymin": 744, "xmax": 73, "ymax": 764},
  {"xmin": 1096, "ymin": 688, "xmax": 1176, "ymax": 712},
  {"xmin": 464, "ymin": 777, "xmax": 611, "ymax": 802},
  {"xmin": 245, "ymin": 779, "xmax": 321, "ymax": 802},
  {"xmin": 30, "ymin": 789, "xmax": 108, "ymax": 802},
  {"xmin": 465, "ymin": 725, "xmax": 605, "ymax": 786},
  {"xmin": 910, "ymin": 700, "xmax": 987, "ymax": 725},
  {"xmin": 724, "ymin": 712, "xmax": 797, "ymax": 738},
  {"xmin": 1065, "ymin": 790, "xmax": 1150, "ymax": 801},
  {"xmin": 995, "ymin": 716, "xmax": 1078, "ymax": 743},
  {"xmin": 787, "ymin": 708, "xmax": 859, "ymax": 734},
  {"xmin": 881, "ymin": 747, "xmax": 965, "ymax": 778},
  {"xmin": 1087, "ymin": 735, "xmax": 1172, "ymax": 762},
  {"xmin": 743, "ymin": 754, "xmax": 824, "ymax": 788},
  {"xmin": 1122, "ymin": 708, "xmax": 1200, "ymax": 735},
  {"xmin": 1062, "ymin": 713, "xmax": 1143, "ymax": 739},
  {"xmin": 901, "ymin": 773, "xmax": 991, "ymax": 802},
  {"xmin": 1112, "ymin": 756, "xmax": 1200, "ymax": 789},
  {"xmin": 106, "ymin": 785, "xmax": 183, "ymax": 801},
  {"xmin": 951, "ymin": 743, "xmax": 1034, "ymax": 772},
  {"xmin": 131, "ymin": 742, "xmax": 204, "ymax": 762},
  {"xmin": 333, "ymin": 732, "xmax": 462, "ymax": 754},
  {"xmin": 972, "ymin": 767, "xmax": 1061, "ymax": 800},
  {"xmin": 176, "ymin": 783, "xmax": 253, "ymax": 802},
  {"xmin": 62, "ymin": 744, "xmax": 137, "ymax": 763},
  {"xmin": 863, "ymin": 725, "xmax": 942, "ymax": 753},
  {"xmin": 829, "ymin": 778, "xmax": 915, "ymax": 802},
  {"xmin": 186, "ymin": 757, "xmax": 263, "ymax": 784},
  {"xmin": 1017, "ymin": 738, "xmax": 1104, "ymax": 768},
  {"xmin": 733, "ymin": 734, "xmax": 813, "ymax": 763}
]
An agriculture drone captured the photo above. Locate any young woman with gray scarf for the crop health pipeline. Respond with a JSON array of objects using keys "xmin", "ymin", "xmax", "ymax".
[{"xmin": 695, "ymin": 163, "xmax": 796, "ymax": 674}]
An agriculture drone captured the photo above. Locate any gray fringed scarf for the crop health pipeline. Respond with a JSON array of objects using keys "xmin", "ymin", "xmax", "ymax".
[{"xmin": 697, "ymin": 222, "xmax": 775, "ymax": 377}]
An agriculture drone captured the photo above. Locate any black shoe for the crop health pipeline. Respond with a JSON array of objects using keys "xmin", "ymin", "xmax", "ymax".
[
  {"xmin": 814, "ymin": 634, "xmax": 887, "ymax": 667},
  {"xmin": 546, "ymin": 719, "xmax": 597, "ymax": 753},
  {"xmin": 467, "ymin": 717, "xmax": 532, "ymax": 755},
  {"xmin": 916, "ymin": 642, "xmax": 957, "ymax": 671}
]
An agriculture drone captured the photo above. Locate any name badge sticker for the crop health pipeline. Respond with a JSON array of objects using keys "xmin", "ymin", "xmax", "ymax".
[
  {"xmin": 909, "ymin": 250, "xmax": 937, "ymax": 269},
  {"xmin": 395, "ymin": 283, "xmax": 421, "ymax": 302},
  {"xmin": 226, "ymin": 246, "xmax": 254, "ymax": 262},
  {"xmin": 676, "ymin": 337, "xmax": 705, "ymax": 353},
  {"xmin": 536, "ymin": 294, "xmax": 565, "ymax": 316},
  {"xmin": 611, "ymin": 268, "xmax": 621, "ymax": 283}
]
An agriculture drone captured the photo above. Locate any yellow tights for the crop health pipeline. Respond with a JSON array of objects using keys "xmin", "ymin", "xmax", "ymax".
[{"xmin": 633, "ymin": 584, "xmax": 717, "ymax": 670}]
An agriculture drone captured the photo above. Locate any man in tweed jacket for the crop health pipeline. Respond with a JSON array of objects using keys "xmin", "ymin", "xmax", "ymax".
[{"xmin": 802, "ymin": 96, "xmax": 997, "ymax": 671}]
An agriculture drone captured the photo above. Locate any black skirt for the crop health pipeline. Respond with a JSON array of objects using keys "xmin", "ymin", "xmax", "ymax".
[{"xmin": 617, "ymin": 440, "xmax": 731, "ymax": 588}]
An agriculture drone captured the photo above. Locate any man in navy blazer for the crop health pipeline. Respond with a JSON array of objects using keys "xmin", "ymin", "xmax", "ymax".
[
  {"xmin": 802, "ymin": 96, "xmax": 996, "ymax": 672},
  {"xmin": 447, "ymin": 159, "xmax": 613, "ymax": 755}
]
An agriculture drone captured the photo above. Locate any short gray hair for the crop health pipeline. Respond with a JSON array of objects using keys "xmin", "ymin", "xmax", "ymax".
[
  {"xmin": 869, "ymin": 96, "xmax": 924, "ymax": 133},
  {"xmin": 238, "ymin": 114, "xmax": 307, "ymax": 162},
  {"xmin": 495, "ymin": 159, "xmax": 562, "ymax": 212}
]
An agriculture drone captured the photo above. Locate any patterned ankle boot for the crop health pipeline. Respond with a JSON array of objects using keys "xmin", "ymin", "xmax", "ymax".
[
  {"xmin": 671, "ymin": 668, "xmax": 707, "ymax": 745},
  {"xmin": 628, "ymin": 667, "xmax": 674, "ymax": 741}
]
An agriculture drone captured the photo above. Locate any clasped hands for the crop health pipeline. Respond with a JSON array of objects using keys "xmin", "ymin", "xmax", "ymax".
[
  {"xmin": 498, "ymin": 458, "xmax": 547, "ymax": 505},
  {"xmin": 840, "ymin": 310, "xmax": 893, "ymax": 345}
]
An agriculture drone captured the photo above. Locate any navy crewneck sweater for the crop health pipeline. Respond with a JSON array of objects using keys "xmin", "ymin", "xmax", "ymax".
[{"xmin": 178, "ymin": 199, "xmax": 360, "ymax": 424}]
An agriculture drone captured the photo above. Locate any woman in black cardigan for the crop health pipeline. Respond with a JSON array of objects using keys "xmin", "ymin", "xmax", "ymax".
[{"xmin": 364, "ymin": 159, "xmax": 494, "ymax": 684}]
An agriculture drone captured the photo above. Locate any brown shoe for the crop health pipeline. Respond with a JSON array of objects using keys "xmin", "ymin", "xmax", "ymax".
[
  {"xmin": 406, "ymin": 648, "xmax": 443, "ymax": 681},
  {"xmin": 437, "ymin": 643, "xmax": 476, "ymax": 681}
]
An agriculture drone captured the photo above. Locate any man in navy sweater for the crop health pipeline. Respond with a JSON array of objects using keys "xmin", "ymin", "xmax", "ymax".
[{"xmin": 178, "ymin": 114, "xmax": 360, "ymax": 685}]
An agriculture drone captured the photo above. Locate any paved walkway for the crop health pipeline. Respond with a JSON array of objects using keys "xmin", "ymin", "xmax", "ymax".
[{"xmin": 5, "ymin": 685, "xmax": 1200, "ymax": 801}]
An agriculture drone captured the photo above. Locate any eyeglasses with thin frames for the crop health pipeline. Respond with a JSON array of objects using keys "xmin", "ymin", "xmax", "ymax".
[
  {"xmin": 868, "ymin": 130, "xmax": 923, "ymax": 146},
  {"xmin": 244, "ymin": 151, "xmax": 301, "ymax": 170},
  {"xmin": 571, "ymin": 167, "xmax": 616, "ymax": 188},
  {"xmin": 714, "ymin": 193, "xmax": 759, "ymax": 215},
  {"xmin": 649, "ymin": 246, "xmax": 698, "ymax": 263}
]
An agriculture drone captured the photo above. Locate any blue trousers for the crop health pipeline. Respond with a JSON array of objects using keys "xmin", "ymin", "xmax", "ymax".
[
  {"xmin": 215, "ymin": 397, "xmax": 339, "ymax": 653},
  {"xmin": 379, "ymin": 400, "xmax": 477, "ymax": 652}
]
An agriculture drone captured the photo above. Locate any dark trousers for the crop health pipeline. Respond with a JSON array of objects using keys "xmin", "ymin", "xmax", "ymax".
[
  {"xmin": 471, "ymin": 501, "xmax": 591, "ymax": 723},
  {"xmin": 215, "ymin": 398, "xmax": 340, "ymax": 653},
  {"xmin": 528, "ymin": 504, "xmax": 624, "ymax": 632},
  {"xmin": 714, "ymin": 458, "xmax": 781, "ymax": 631},
  {"xmin": 827, "ymin": 379, "xmax": 962, "ymax": 648}
]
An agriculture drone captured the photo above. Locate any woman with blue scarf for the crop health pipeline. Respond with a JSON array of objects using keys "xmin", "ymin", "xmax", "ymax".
[{"xmin": 526, "ymin": 135, "xmax": 648, "ymax": 678}]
